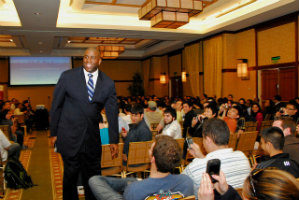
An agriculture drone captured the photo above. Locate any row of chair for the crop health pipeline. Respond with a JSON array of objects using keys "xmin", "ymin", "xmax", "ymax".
[{"xmin": 245, "ymin": 120, "xmax": 273, "ymax": 132}]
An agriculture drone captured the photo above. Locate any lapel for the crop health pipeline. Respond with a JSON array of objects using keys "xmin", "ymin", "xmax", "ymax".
[
  {"xmin": 78, "ymin": 67, "xmax": 90, "ymax": 102},
  {"xmin": 93, "ymin": 70, "xmax": 103, "ymax": 100}
]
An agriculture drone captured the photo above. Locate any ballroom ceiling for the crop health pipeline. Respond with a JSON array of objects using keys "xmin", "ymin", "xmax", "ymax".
[{"xmin": 0, "ymin": 0, "xmax": 298, "ymax": 58}]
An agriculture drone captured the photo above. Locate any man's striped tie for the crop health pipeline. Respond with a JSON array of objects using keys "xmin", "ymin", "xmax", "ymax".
[{"xmin": 87, "ymin": 73, "xmax": 94, "ymax": 102}]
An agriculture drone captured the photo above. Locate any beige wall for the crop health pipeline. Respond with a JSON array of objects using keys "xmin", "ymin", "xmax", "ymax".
[
  {"xmin": 221, "ymin": 29, "xmax": 257, "ymax": 100},
  {"xmin": 258, "ymin": 22, "xmax": 296, "ymax": 66},
  {"xmin": 148, "ymin": 56, "xmax": 169, "ymax": 97}
]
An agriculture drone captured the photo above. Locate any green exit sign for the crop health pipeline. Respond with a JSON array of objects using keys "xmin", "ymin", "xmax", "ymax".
[{"xmin": 271, "ymin": 56, "xmax": 280, "ymax": 63}]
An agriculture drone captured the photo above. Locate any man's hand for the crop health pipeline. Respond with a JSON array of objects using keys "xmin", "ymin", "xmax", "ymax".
[
  {"xmin": 188, "ymin": 143, "xmax": 204, "ymax": 158},
  {"xmin": 120, "ymin": 129, "xmax": 127, "ymax": 138},
  {"xmin": 198, "ymin": 173, "xmax": 214, "ymax": 200},
  {"xmin": 109, "ymin": 144, "xmax": 119, "ymax": 159},
  {"xmin": 212, "ymin": 171, "xmax": 229, "ymax": 195},
  {"xmin": 51, "ymin": 136, "xmax": 57, "ymax": 147}
]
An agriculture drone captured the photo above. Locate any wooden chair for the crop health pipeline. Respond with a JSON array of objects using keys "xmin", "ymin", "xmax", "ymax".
[
  {"xmin": 14, "ymin": 115, "xmax": 27, "ymax": 136},
  {"xmin": 123, "ymin": 141, "xmax": 153, "ymax": 178},
  {"xmin": 180, "ymin": 195, "xmax": 196, "ymax": 200},
  {"xmin": 0, "ymin": 125, "xmax": 10, "ymax": 139},
  {"xmin": 150, "ymin": 123, "xmax": 159, "ymax": 131},
  {"xmin": 101, "ymin": 143, "xmax": 124, "ymax": 177},
  {"xmin": 236, "ymin": 188, "xmax": 243, "ymax": 197},
  {"xmin": 228, "ymin": 133, "xmax": 238, "ymax": 150},
  {"xmin": 245, "ymin": 121, "xmax": 257, "ymax": 132},
  {"xmin": 175, "ymin": 138, "xmax": 185, "ymax": 172},
  {"xmin": 261, "ymin": 120, "xmax": 273, "ymax": 131},
  {"xmin": 236, "ymin": 131, "xmax": 258, "ymax": 166},
  {"xmin": 0, "ymin": 154, "xmax": 6, "ymax": 197}
]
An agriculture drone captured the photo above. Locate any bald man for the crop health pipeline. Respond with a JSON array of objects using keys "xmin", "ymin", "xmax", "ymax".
[{"xmin": 50, "ymin": 48, "xmax": 119, "ymax": 200}]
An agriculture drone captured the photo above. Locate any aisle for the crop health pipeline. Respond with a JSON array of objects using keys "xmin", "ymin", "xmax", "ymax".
[{"xmin": 21, "ymin": 131, "xmax": 53, "ymax": 200}]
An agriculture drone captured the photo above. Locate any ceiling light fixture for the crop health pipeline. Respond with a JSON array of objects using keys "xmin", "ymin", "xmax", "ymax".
[
  {"xmin": 9, "ymin": 39, "xmax": 13, "ymax": 42},
  {"xmin": 98, "ymin": 46, "xmax": 125, "ymax": 59},
  {"xmin": 39, "ymin": 50, "xmax": 43, "ymax": 53},
  {"xmin": 34, "ymin": 12, "xmax": 41, "ymax": 15},
  {"xmin": 67, "ymin": 40, "xmax": 71, "ymax": 43},
  {"xmin": 38, "ymin": 41, "xmax": 43, "ymax": 45},
  {"xmin": 139, "ymin": 0, "xmax": 203, "ymax": 29}
]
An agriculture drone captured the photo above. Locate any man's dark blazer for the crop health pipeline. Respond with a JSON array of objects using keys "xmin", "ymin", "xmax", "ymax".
[{"xmin": 50, "ymin": 66, "xmax": 119, "ymax": 158}]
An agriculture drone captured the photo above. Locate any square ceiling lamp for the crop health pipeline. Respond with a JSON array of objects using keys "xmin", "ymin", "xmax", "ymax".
[
  {"xmin": 98, "ymin": 46, "xmax": 125, "ymax": 59},
  {"xmin": 139, "ymin": 0, "xmax": 203, "ymax": 29}
]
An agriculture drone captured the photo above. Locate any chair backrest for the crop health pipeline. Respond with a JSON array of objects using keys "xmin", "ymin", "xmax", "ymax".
[
  {"xmin": 176, "ymin": 138, "xmax": 185, "ymax": 152},
  {"xmin": 14, "ymin": 115, "xmax": 25, "ymax": 124},
  {"xmin": 101, "ymin": 143, "xmax": 124, "ymax": 168},
  {"xmin": 0, "ymin": 125, "xmax": 10, "ymax": 139},
  {"xmin": 245, "ymin": 121, "xmax": 257, "ymax": 132},
  {"xmin": 127, "ymin": 141, "xmax": 153, "ymax": 165},
  {"xmin": 236, "ymin": 188, "xmax": 243, "ymax": 197},
  {"xmin": 181, "ymin": 195, "xmax": 195, "ymax": 200},
  {"xmin": 150, "ymin": 123, "xmax": 159, "ymax": 131},
  {"xmin": 261, "ymin": 120, "xmax": 273, "ymax": 131},
  {"xmin": 228, "ymin": 133, "xmax": 238, "ymax": 150},
  {"xmin": 236, "ymin": 131, "xmax": 258, "ymax": 155}
]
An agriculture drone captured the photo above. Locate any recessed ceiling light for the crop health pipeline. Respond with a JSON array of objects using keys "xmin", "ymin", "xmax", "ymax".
[
  {"xmin": 34, "ymin": 12, "xmax": 41, "ymax": 15},
  {"xmin": 9, "ymin": 39, "xmax": 13, "ymax": 42},
  {"xmin": 38, "ymin": 41, "xmax": 43, "ymax": 45},
  {"xmin": 67, "ymin": 40, "xmax": 71, "ymax": 43}
]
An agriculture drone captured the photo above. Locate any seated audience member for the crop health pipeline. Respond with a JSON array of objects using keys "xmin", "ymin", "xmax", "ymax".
[
  {"xmin": 13, "ymin": 103, "xmax": 24, "ymax": 115},
  {"xmin": 257, "ymin": 127, "xmax": 299, "ymax": 178},
  {"xmin": 263, "ymin": 99, "xmax": 275, "ymax": 120},
  {"xmin": 219, "ymin": 105, "xmax": 245, "ymax": 135},
  {"xmin": 161, "ymin": 107, "xmax": 182, "ymax": 139},
  {"xmin": 175, "ymin": 100, "xmax": 184, "ymax": 124},
  {"xmin": 273, "ymin": 118, "xmax": 299, "ymax": 164},
  {"xmin": 119, "ymin": 104, "xmax": 132, "ymax": 125},
  {"xmin": 273, "ymin": 95, "xmax": 285, "ymax": 113},
  {"xmin": 182, "ymin": 101, "xmax": 196, "ymax": 138},
  {"xmin": 122, "ymin": 104, "xmax": 152, "ymax": 164},
  {"xmin": 189, "ymin": 103, "xmax": 218, "ymax": 138},
  {"xmin": 183, "ymin": 118, "xmax": 250, "ymax": 197},
  {"xmin": 144, "ymin": 101, "xmax": 162, "ymax": 129},
  {"xmin": 247, "ymin": 102, "xmax": 263, "ymax": 132},
  {"xmin": 197, "ymin": 168, "xmax": 299, "ymax": 200},
  {"xmin": 284, "ymin": 102, "xmax": 298, "ymax": 123},
  {"xmin": 0, "ymin": 129, "xmax": 21, "ymax": 162},
  {"xmin": 89, "ymin": 135, "xmax": 194, "ymax": 200}
]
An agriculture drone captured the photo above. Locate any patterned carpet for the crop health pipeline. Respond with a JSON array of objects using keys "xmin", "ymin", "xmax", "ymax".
[
  {"xmin": 48, "ymin": 139, "xmax": 63, "ymax": 200},
  {"xmin": 3, "ymin": 134, "xmax": 36, "ymax": 200},
  {"xmin": 49, "ymin": 139, "xmax": 85, "ymax": 200}
]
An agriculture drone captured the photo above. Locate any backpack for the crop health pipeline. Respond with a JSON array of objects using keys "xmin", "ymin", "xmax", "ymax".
[{"xmin": 4, "ymin": 158, "xmax": 34, "ymax": 189}]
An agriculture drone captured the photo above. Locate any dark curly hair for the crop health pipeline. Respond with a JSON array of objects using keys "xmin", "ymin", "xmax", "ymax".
[{"xmin": 153, "ymin": 135, "xmax": 182, "ymax": 173}]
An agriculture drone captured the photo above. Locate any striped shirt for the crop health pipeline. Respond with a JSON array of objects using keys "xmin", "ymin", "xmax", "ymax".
[{"xmin": 183, "ymin": 148, "xmax": 250, "ymax": 198}]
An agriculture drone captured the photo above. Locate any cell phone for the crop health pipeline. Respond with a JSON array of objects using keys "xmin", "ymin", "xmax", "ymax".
[
  {"xmin": 186, "ymin": 137, "xmax": 193, "ymax": 149},
  {"xmin": 206, "ymin": 159, "xmax": 221, "ymax": 183}
]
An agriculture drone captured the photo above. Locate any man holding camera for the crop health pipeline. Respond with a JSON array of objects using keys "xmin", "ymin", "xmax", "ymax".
[{"xmin": 183, "ymin": 118, "xmax": 250, "ymax": 197}]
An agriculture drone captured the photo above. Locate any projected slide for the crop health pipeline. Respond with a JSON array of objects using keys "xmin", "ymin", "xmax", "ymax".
[{"xmin": 10, "ymin": 57, "xmax": 71, "ymax": 85}]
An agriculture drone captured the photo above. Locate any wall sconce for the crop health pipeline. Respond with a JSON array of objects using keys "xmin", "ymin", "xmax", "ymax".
[
  {"xmin": 160, "ymin": 73, "xmax": 167, "ymax": 84},
  {"xmin": 181, "ymin": 71, "xmax": 188, "ymax": 82},
  {"xmin": 237, "ymin": 59, "xmax": 249, "ymax": 80}
]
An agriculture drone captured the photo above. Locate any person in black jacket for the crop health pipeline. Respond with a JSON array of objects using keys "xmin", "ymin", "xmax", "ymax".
[
  {"xmin": 257, "ymin": 127, "xmax": 299, "ymax": 178},
  {"xmin": 189, "ymin": 103, "xmax": 218, "ymax": 138},
  {"xmin": 50, "ymin": 48, "xmax": 119, "ymax": 200},
  {"xmin": 121, "ymin": 104, "xmax": 152, "ymax": 164}
]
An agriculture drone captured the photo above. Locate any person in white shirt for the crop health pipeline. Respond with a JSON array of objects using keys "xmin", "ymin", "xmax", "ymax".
[
  {"xmin": 161, "ymin": 107, "xmax": 182, "ymax": 139},
  {"xmin": 0, "ymin": 129, "xmax": 21, "ymax": 162},
  {"xmin": 183, "ymin": 118, "xmax": 250, "ymax": 198}
]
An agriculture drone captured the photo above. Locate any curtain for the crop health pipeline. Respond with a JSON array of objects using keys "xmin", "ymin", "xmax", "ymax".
[
  {"xmin": 183, "ymin": 43, "xmax": 201, "ymax": 97},
  {"xmin": 204, "ymin": 36, "xmax": 223, "ymax": 98}
]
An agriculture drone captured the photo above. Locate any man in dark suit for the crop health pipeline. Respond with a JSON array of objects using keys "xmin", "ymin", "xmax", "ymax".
[{"xmin": 50, "ymin": 48, "xmax": 119, "ymax": 200}]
